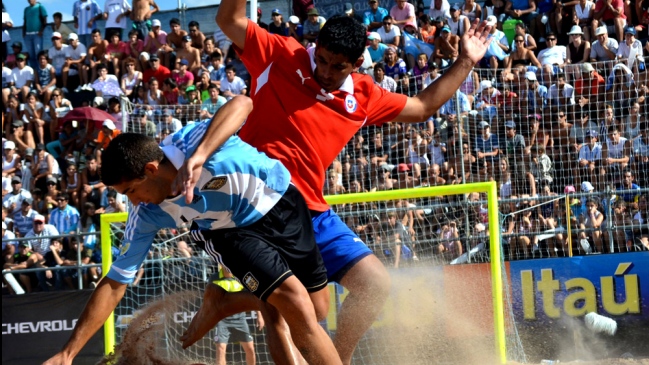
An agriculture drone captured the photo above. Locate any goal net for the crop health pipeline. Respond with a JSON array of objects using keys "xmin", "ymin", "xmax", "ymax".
[{"xmin": 99, "ymin": 181, "xmax": 526, "ymax": 364}]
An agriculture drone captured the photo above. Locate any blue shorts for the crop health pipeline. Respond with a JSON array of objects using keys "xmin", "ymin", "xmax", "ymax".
[{"xmin": 312, "ymin": 209, "xmax": 373, "ymax": 283}]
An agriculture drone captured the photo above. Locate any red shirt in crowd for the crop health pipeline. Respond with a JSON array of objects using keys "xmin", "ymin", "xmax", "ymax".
[{"xmin": 143, "ymin": 64, "xmax": 171, "ymax": 84}]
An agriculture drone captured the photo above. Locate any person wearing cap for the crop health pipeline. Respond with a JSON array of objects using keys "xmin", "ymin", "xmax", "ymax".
[
  {"xmin": 130, "ymin": 0, "xmax": 160, "ymax": 40},
  {"xmin": 142, "ymin": 19, "xmax": 166, "ymax": 56},
  {"xmin": 566, "ymin": 25, "xmax": 591, "ymax": 65},
  {"xmin": 22, "ymin": 0, "xmax": 48, "ymax": 69},
  {"xmin": 475, "ymin": 79, "xmax": 500, "ymax": 120},
  {"xmin": 303, "ymin": 8, "xmax": 326, "ymax": 44},
  {"xmin": 342, "ymin": 2, "xmax": 364, "ymax": 24},
  {"xmin": 95, "ymin": 119, "xmax": 122, "ymax": 153},
  {"xmin": 13, "ymin": 198, "xmax": 39, "ymax": 236},
  {"xmin": 34, "ymin": 50, "xmax": 57, "ymax": 105},
  {"xmin": 475, "ymin": 120, "xmax": 500, "ymax": 170},
  {"xmin": 503, "ymin": 120, "xmax": 527, "ymax": 182},
  {"xmin": 24, "ymin": 213, "xmax": 60, "ymax": 257},
  {"xmin": 2, "ymin": 140, "xmax": 20, "ymax": 177},
  {"xmin": 433, "ymin": 25, "xmax": 460, "ymax": 66},
  {"xmin": 10, "ymin": 53, "xmax": 35, "ymax": 100},
  {"xmin": 574, "ymin": 61, "xmax": 605, "ymax": 100},
  {"xmin": 591, "ymin": 0, "xmax": 626, "ymax": 42},
  {"xmin": 616, "ymin": 26, "xmax": 643, "ymax": 67},
  {"xmin": 287, "ymin": 15, "xmax": 304, "ymax": 42},
  {"xmin": 268, "ymin": 8, "xmax": 288, "ymax": 36},
  {"xmin": 210, "ymin": 3, "xmax": 494, "ymax": 363},
  {"xmin": 48, "ymin": 31, "xmax": 69, "ymax": 82},
  {"xmin": 447, "ymin": 3, "xmax": 470, "ymax": 37},
  {"xmin": 363, "ymin": 0, "xmax": 389, "ymax": 31},
  {"xmin": 142, "ymin": 52, "xmax": 171, "ymax": 84},
  {"xmin": 427, "ymin": 0, "xmax": 450, "ymax": 22},
  {"xmin": 72, "ymin": 0, "xmax": 102, "ymax": 49},
  {"xmin": 172, "ymin": 58, "xmax": 195, "ymax": 90},
  {"xmin": 390, "ymin": 0, "xmax": 417, "ymax": 30},
  {"xmin": 3, "ymin": 239, "xmax": 40, "ymax": 293},
  {"xmin": 128, "ymin": 108, "xmax": 157, "ymax": 137},
  {"xmin": 366, "ymin": 32, "xmax": 387, "ymax": 65},
  {"xmin": 481, "ymin": 15, "xmax": 509, "ymax": 71},
  {"xmin": 2, "ymin": 176, "xmax": 32, "ymax": 215},
  {"xmin": 103, "ymin": 0, "xmax": 132, "ymax": 41},
  {"xmin": 590, "ymin": 26, "xmax": 618, "ymax": 63},
  {"xmin": 377, "ymin": 15, "xmax": 402, "ymax": 47},
  {"xmin": 177, "ymin": 33, "xmax": 202, "ymax": 75},
  {"xmin": 156, "ymin": 108, "xmax": 183, "ymax": 137},
  {"xmin": 524, "ymin": 70, "xmax": 549, "ymax": 113},
  {"xmin": 7, "ymin": 118, "xmax": 36, "ymax": 157},
  {"xmin": 578, "ymin": 129, "xmax": 604, "ymax": 188},
  {"xmin": 569, "ymin": 110, "xmax": 598, "ymax": 150},
  {"xmin": 62, "ymin": 33, "xmax": 90, "ymax": 92}
]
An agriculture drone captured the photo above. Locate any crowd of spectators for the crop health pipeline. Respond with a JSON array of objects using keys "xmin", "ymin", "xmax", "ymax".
[{"xmin": 2, "ymin": 0, "xmax": 649, "ymax": 293}]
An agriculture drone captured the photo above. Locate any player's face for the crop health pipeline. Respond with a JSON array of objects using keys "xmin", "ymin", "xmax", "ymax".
[
  {"xmin": 113, "ymin": 173, "xmax": 170, "ymax": 206},
  {"xmin": 313, "ymin": 46, "xmax": 357, "ymax": 92}
]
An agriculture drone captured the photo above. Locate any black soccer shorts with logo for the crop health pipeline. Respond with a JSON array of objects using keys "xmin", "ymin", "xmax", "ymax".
[{"xmin": 191, "ymin": 185, "xmax": 328, "ymax": 301}]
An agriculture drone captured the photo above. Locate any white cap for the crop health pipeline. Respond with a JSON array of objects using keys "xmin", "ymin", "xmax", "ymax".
[
  {"xmin": 367, "ymin": 32, "xmax": 381, "ymax": 41},
  {"xmin": 151, "ymin": 19, "xmax": 161, "ymax": 27},
  {"xmin": 103, "ymin": 119, "xmax": 116, "ymax": 130},
  {"xmin": 1, "ymin": 221, "xmax": 6, "ymax": 230},
  {"xmin": 581, "ymin": 181, "xmax": 594, "ymax": 192},
  {"xmin": 567, "ymin": 25, "xmax": 583, "ymax": 35},
  {"xmin": 93, "ymin": 96, "xmax": 104, "ymax": 107},
  {"xmin": 486, "ymin": 15, "xmax": 497, "ymax": 27},
  {"xmin": 140, "ymin": 51, "xmax": 150, "ymax": 61},
  {"xmin": 34, "ymin": 214, "xmax": 46, "ymax": 223},
  {"xmin": 595, "ymin": 26, "xmax": 607, "ymax": 36},
  {"xmin": 525, "ymin": 71, "xmax": 537, "ymax": 81},
  {"xmin": 479, "ymin": 80, "xmax": 492, "ymax": 93},
  {"xmin": 4, "ymin": 140, "xmax": 16, "ymax": 150},
  {"xmin": 68, "ymin": 33, "xmax": 78, "ymax": 40},
  {"xmin": 51, "ymin": 32, "xmax": 62, "ymax": 39},
  {"xmin": 289, "ymin": 15, "xmax": 300, "ymax": 25}
]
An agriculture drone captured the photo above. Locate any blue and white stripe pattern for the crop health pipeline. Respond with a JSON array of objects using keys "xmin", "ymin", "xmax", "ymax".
[
  {"xmin": 49, "ymin": 205, "xmax": 80, "ymax": 234},
  {"xmin": 73, "ymin": 0, "xmax": 102, "ymax": 35},
  {"xmin": 107, "ymin": 122, "xmax": 291, "ymax": 284}
]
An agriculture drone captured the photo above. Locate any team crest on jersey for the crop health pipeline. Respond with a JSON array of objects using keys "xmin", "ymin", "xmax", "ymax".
[
  {"xmin": 344, "ymin": 95, "xmax": 358, "ymax": 113},
  {"xmin": 201, "ymin": 177, "xmax": 227, "ymax": 191},
  {"xmin": 119, "ymin": 242, "xmax": 130, "ymax": 256},
  {"xmin": 243, "ymin": 272, "xmax": 259, "ymax": 292}
]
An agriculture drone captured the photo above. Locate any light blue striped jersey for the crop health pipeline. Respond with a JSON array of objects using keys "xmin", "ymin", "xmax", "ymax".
[
  {"xmin": 49, "ymin": 204, "xmax": 80, "ymax": 234},
  {"xmin": 72, "ymin": 0, "xmax": 102, "ymax": 35},
  {"xmin": 107, "ymin": 122, "xmax": 291, "ymax": 283}
]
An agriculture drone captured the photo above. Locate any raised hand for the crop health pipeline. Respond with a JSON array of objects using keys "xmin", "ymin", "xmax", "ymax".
[{"xmin": 460, "ymin": 20, "xmax": 493, "ymax": 65}]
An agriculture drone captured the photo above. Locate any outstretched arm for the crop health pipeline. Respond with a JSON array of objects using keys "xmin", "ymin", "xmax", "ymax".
[
  {"xmin": 215, "ymin": 0, "xmax": 249, "ymax": 50},
  {"xmin": 43, "ymin": 278, "xmax": 127, "ymax": 365},
  {"xmin": 172, "ymin": 95, "xmax": 253, "ymax": 202},
  {"xmin": 395, "ymin": 20, "xmax": 492, "ymax": 122}
]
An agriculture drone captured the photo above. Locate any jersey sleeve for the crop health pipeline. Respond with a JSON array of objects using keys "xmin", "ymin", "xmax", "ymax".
[
  {"xmin": 106, "ymin": 205, "xmax": 160, "ymax": 284},
  {"xmin": 159, "ymin": 122, "xmax": 209, "ymax": 168},
  {"xmin": 364, "ymin": 82, "xmax": 408, "ymax": 127},
  {"xmin": 237, "ymin": 19, "xmax": 296, "ymax": 78}
]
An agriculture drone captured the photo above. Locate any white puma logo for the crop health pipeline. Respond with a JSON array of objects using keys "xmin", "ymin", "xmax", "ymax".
[
  {"xmin": 316, "ymin": 88, "xmax": 334, "ymax": 102},
  {"xmin": 296, "ymin": 69, "xmax": 311, "ymax": 84}
]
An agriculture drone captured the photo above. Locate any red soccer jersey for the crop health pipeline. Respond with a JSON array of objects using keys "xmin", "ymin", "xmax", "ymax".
[{"xmin": 237, "ymin": 20, "xmax": 407, "ymax": 212}]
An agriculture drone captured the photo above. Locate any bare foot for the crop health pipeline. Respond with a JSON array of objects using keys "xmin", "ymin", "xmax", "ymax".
[{"xmin": 181, "ymin": 284, "xmax": 228, "ymax": 348}]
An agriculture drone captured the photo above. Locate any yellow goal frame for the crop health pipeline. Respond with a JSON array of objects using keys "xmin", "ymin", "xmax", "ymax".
[{"xmin": 99, "ymin": 181, "xmax": 505, "ymax": 363}]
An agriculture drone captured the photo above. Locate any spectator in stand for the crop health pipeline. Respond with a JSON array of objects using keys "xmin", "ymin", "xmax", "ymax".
[
  {"xmin": 143, "ymin": 54, "xmax": 171, "ymax": 84},
  {"xmin": 377, "ymin": 16, "xmax": 401, "ymax": 47},
  {"xmin": 602, "ymin": 125, "xmax": 630, "ymax": 184},
  {"xmin": 3, "ymin": 241, "xmax": 40, "ymax": 292},
  {"xmin": 476, "ymin": 80, "xmax": 501, "ymax": 121},
  {"xmin": 428, "ymin": 0, "xmax": 450, "ymax": 21},
  {"xmin": 632, "ymin": 122, "xmax": 649, "ymax": 185},
  {"xmin": 364, "ymin": 0, "xmax": 389, "ymax": 31},
  {"xmin": 129, "ymin": 0, "xmax": 159, "ymax": 40},
  {"xmin": 63, "ymin": 33, "xmax": 89, "ymax": 93},
  {"xmin": 2, "ymin": 220, "xmax": 18, "ymax": 261},
  {"xmin": 3, "ymin": 141, "xmax": 21, "ymax": 178},
  {"xmin": 129, "ymin": 109, "xmax": 157, "ymax": 137},
  {"xmin": 287, "ymin": 15, "xmax": 304, "ymax": 43},
  {"xmin": 47, "ymin": 89, "xmax": 74, "ymax": 143},
  {"xmin": 11, "ymin": 53, "xmax": 34, "ymax": 101},
  {"xmin": 268, "ymin": 9, "xmax": 288, "ymax": 36},
  {"xmin": 481, "ymin": 16, "xmax": 509, "ymax": 73},
  {"xmin": 462, "ymin": 0, "xmax": 483, "ymax": 22},
  {"xmin": 159, "ymin": 18, "xmax": 186, "ymax": 69},
  {"xmin": 504, "ymin": 0, "xmax": 538, "ymax": 34},
  {"xmin": 566, "ymin": 26, "xmax": 591, "ymax": 69},
  {"xmin": 303, "ymin": 8, "xmax": 326, "ymax": 45},
  {"xmin": 436, "ymin": 220, "xmax": 462, "ymax": 259},
  {"xmin": 104, "ymin": 189, "xmax": 126, "ymax": 213},
  {"xmin": 573, "ymin": 0, "xmax": 595, "ymax": 42},
  {"xmin": 72, "ymin": 0, "xmax": 102, "ymax": 49},
  {"xmin": 59, "ymin": 234, "xmax": 94, "ymax": 288},
  {"xmin": 203, "ymin": 51, "xmax": 225, "ymax": 84},
  {"xmin": 574, "ymin": 62, "xmax": 605, "ymax": 103},
  {"xmin": 524, "ymin": 71, "xmax": 548, "ymax": 113},
  {"xmin": 536, "ymin": 33, "xmax": 567, "ymax": 83},
  {"xmin": 103, "ymin": 0, "xmax": 131, "ymax": 40},
  {"xmin": 49, "ymin": 193, "xmax": 80, "ymax": 235},
  {"xmin": 632, "ymin": 195, "xmax": 649, "ymax": 250},
  {"xmin": 200, "ymin": 84, "xmax": 227, "ymax": 119},
  {"xmin": 591, "ymin": 0, "xmax": 626, "ymax": 42},
  {"xmin": 23, "ymin": 0, "xmax": 48, "ymax": 69},
  {"xmin": 578, "ymin": 130, "xmax": 604, "ymax": 188},
  {"xmin": 383, "ymin": 47, "xmax": 408, "ymax": 89},
  {"xmin": 34, "ymin": 51, "xmax": 56, "ymax": 106},
  {"xmin": 94, "ymin": 120, "xmax": 121, "ymax": 161},
  {"xmin": 105, "ymin": 32, "xmax": 128, "ymax": 79},
  {"xmin": 60, "ymin": 164, "xmax": 81, "ymax": 207},
  {"xmin": 447, "ymin": 4, "xmax": 470, "ymax": 37},
  {"xmin": 52, "ymin": 13, "xmax": 73, "ymax": 42},
  {"xmin": 616, "ymin": 27, "xmax": 643, "ymax": 70},
  {"xmin": 391, "ymin": 0, "xmax": 417, "ymax": 30},
  {"xmin": 161, "ymin": 77, "xmax": 179, "ymax": 104},
  {"xmin": 143, "ymin": 19, "xmax": 166, "ymax": 55},
  {"xmin": 579, "ymin": 197, "xmax": 605, "ymax": 252},
  {"xmin": 13, "ymin": 198, "xmax": 38, "ymax": 237},
  {"xmin": 7, "ymin": 119, "xmax": 36, "ymax": 156},
  {"xmin": 87, "ymin": 29, "xmax": 109, "ymax": 83},
  {"xmin": 433, "ymin": 25, "xmax": 459, "ymax": 67},
  {"xmin": 367, "ymin": 32, "xmax": 387, "ymax": 67},
  {"xmin": 194, "ymin": 71, "xmax": 213, "ymax": 101},
  {"xmin": 503, "ymin": 35, "xmax": 541, "ymax": 81},
  {"xmin": 172, "ymin": 58, "xmax": 194, "ymax": 89},
  {"xmin": 590, "ymin": 26, "xmax": 618, "ymax": 67},
  {"xmin": 22, "ymin": 92, "xmax": 46, "ymax": 145},
  {"xmin": 3, "ymin": 176, "xmax": 32, "ymax": 216},
  {"xmin": 80, "ymin": 155, "xmax": 104, "ymax": 207},
  {"xmin": 475, "ymin": 121, "xmax": 500, "ymax": 173},
  {"xmin": 511, "ymin": 22, "xmax": 537, "ymax": 52},
  {"xmin": 91, "ymin": 64, "xmax": 122, "ymax": 98},
  {"xmin": 156, "ymin": 109, "xmax": 183, "ymax": 135},
  {"xmin": 176, "ymin": 35, "xmax": 201, "ymax": 75},
  {"xmin": 220, "ymin": 65, "xmax": 247, "ymax": 100},
  {"xmin": 120, "ymin": 57, "xmax": 142, "ymax": 97},
  {"xmin": 31, "ymin": 143, "xmax": 61, "ymax": 191},
  {"xmin": 37, "ymin": 238, "xmax": 66, "ymax": 291},
  {"xmin": 617, "ymin": 169, "xmax": 641, "ymax": 203},
  {"xmin": 48, "ymin": 32, "xmax": 68, "ymax": 89},
  {"xmin": 188, "ymin": 21, "xmax": 206, "ymax": 51},
  {"xmin": 373, "ymin": 62, "xmax": 397, "ymax": 92},
  {"xmin": 547, "ymin": 72, "xmax": 576, "ymax": 107}
]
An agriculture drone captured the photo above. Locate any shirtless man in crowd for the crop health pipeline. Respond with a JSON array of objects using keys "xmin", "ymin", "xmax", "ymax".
[
  {"xmin": 160, "ymin": 18, "xmax": 187, "ymax": 68},
  {"xmin": 130, "ymin": 0, "xmax": 159, "ymax": 40},
  {"xmin": 176, "ymin": 35, "xmax": 201, "ymax": 75},
  {"xmin": 88, "ymin": 30, "xmax": 109, "ymax": 82}
]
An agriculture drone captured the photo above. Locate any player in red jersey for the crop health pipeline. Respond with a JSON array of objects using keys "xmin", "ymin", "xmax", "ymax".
[{"xmin": 178, "ymin": 4, "xmax": 493, "ymax": 364}]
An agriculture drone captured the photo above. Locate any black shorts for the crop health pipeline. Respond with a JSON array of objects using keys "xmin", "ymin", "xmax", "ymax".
[{"xmin": 192, "ymin": 185, "xmax": 328, "ymax": 301}]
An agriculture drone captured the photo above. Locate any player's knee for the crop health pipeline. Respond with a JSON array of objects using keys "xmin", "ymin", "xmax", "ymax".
[{"xmin": 309, "ymin": 287, "xmax": 330, "ymax": 321}]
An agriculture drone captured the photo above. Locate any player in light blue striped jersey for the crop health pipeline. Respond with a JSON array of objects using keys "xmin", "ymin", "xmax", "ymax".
[{"xmin": 42, "ymin": 96, "xmax": 341, "ymax": 365}]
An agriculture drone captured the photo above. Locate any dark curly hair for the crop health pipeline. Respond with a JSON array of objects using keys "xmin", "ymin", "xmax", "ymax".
[
  {"xmin": 101, "ymin": 133, "xmax": 164, "ymax": 186},
  {"xmin": 317, "ymin": 15, "xmax": 367, "ymax": 64}
]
